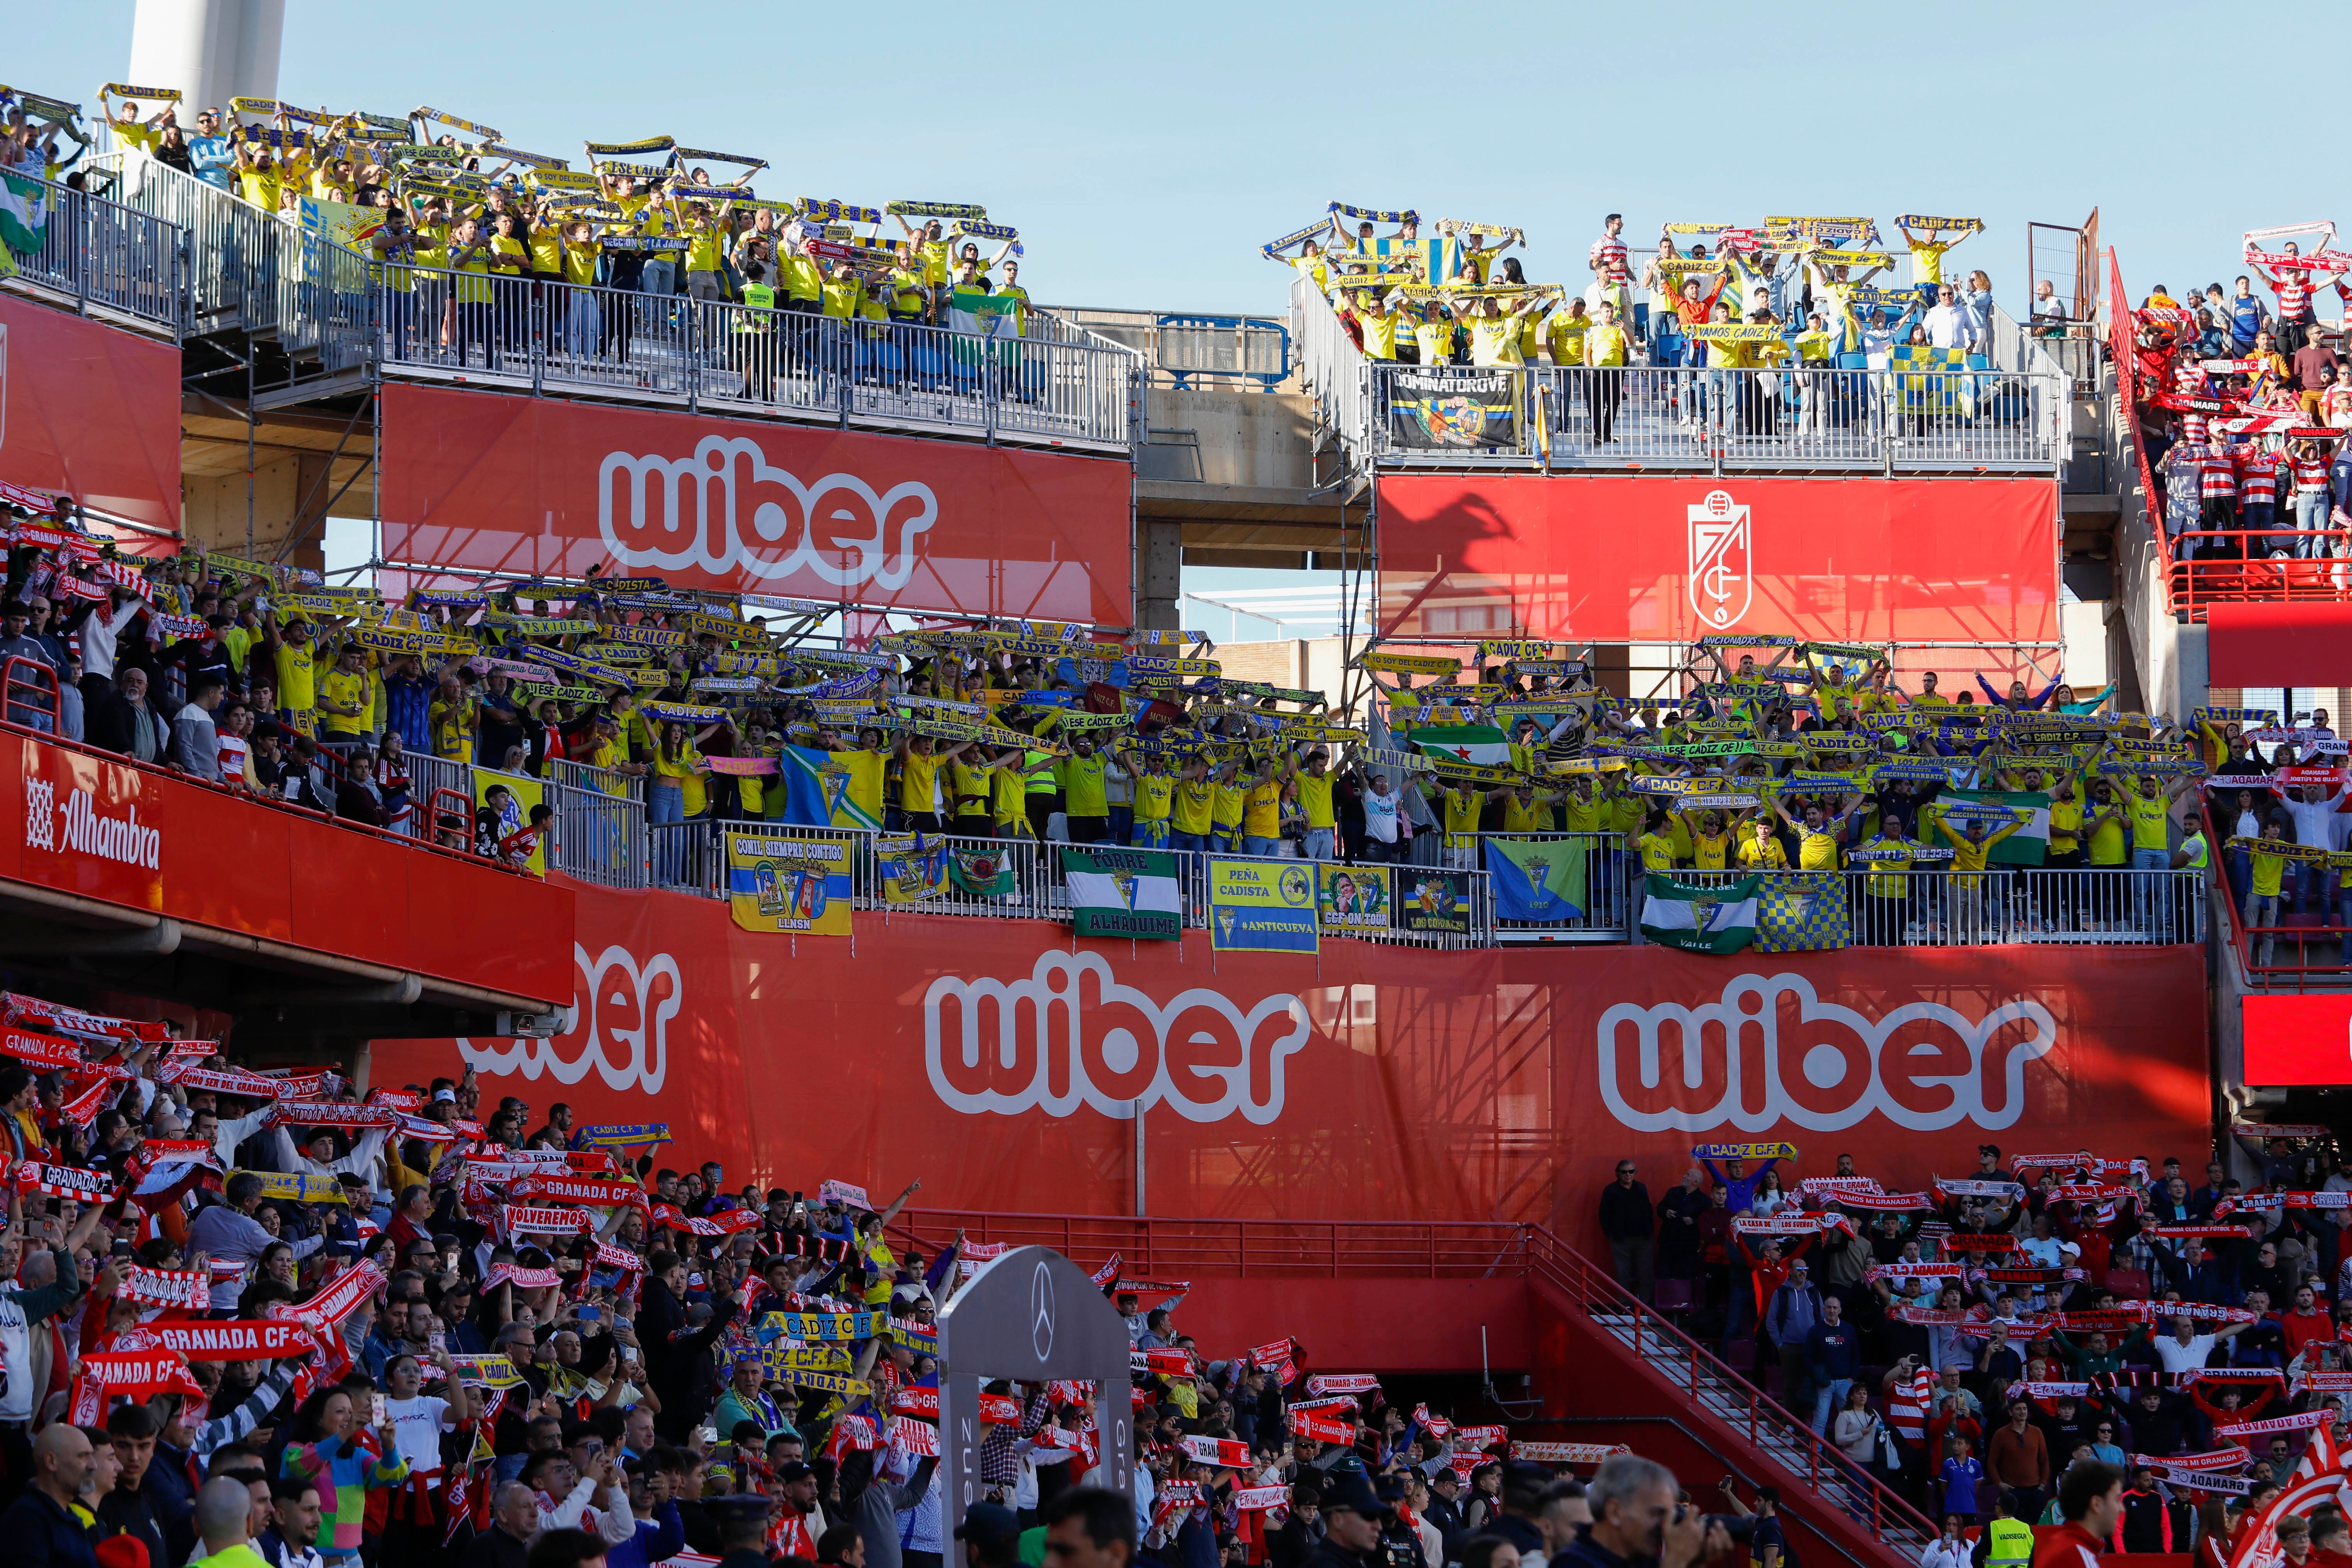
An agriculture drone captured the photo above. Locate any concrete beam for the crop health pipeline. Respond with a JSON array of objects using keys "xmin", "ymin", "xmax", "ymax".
[{"xmin": 1137, "ymin": 519, "xmax": 1182, "ymax": 632}]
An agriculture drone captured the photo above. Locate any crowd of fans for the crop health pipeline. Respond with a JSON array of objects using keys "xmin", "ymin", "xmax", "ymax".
[
  {"xmin": 1599, "ymin": 1125, "xmax": 2352, "ymax": 1557},
  {"xmin": 0, "ymin": 977, "xmax": 1781, "ymax": 1568},
  {"xmin": 2125, "ymin": 226, "xmax": 2350, "ymax": 564},
  {"xmin": 1274, "ymin": 207, "xmax": 2045, "ymax": 440},
  {"xmin": 2198, "ymin": 707, "xmax": 2352, "ymax": 969}
]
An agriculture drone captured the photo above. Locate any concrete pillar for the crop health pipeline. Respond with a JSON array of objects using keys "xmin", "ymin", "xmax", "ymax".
[
  {"xmin": 1137, "ymin": 517, "xmax": 1181, "ymax": 631},
  {"xmin": 128, "ymin": 0, "xmax": 285, "ymax": 113}
]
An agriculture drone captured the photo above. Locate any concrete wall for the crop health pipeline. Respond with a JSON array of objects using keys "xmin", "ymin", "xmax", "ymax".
[
  {"xmin": 179, "ymin": 453, "xmax": 329, "ymax": 573},
  {"xmin": 1140, "ymin": 388, "xmax": 1317, "ymax": 490}
]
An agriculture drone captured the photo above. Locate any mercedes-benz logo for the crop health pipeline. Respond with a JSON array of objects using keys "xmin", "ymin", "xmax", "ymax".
[{"xmin": 1030, "ymin": 1260, "xmax": 1057, "ymax": 1360}]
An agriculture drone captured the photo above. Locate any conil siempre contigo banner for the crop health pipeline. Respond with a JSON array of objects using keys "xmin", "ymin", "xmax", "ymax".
[{"xmin": 371, "ymin": 880, "xmax": 2210, "ymax": 1244}]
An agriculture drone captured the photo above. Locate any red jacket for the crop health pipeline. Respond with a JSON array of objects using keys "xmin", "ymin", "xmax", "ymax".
[
  {"xmin": 2032, "ymin": 1522, "xmax": 2106, "ymax": 1568},
  {"xmin": 2281, "ymin": 1306, "xmax": 2337, "ymax": 1358}
]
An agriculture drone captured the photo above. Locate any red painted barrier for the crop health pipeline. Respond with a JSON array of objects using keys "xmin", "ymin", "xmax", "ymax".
[
  {"xmin": 372, "ymin": 880, "xmax": 2211, "ymax": 1239},
  {"xmin": 378, "ymin": 383, "xmax": 1134, "ymax": 622},
  {"xmin": 1375, "ymin": 472, "xmax": 2059, "ymax": 648},
  {"xmin": 0, "ymin": 727, "xmax": 572, "ymax": 1004},
  {"xmin": 0, "ymin": 295, "xmax": 180, "ymax": 531}
]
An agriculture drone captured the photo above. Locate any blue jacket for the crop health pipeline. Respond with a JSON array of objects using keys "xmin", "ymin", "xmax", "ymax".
[
  {"xmin": 605, "ymin": 1502, "xmax": 685, "ymax": 1568},
  {"xmin": 0, "ymin": 1486, "xmax": 99, "ymax": 1568}
]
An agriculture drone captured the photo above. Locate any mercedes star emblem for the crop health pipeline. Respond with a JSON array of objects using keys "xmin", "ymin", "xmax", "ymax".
[{"xmin": 1030, "ymin": 1260, "xmax": 1057, "ymax": 1360}]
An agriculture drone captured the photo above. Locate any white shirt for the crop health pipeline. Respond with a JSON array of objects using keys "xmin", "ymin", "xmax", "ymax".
[
  {"xmin": 78, "ymin": 598, "xmax": 147, "ymax": 680},
  {"xmin": 1363, "ymin": 787, "xmax": 1402, "ymax": 843},
  {"xmin": 2278, "ymin": 785, "xmax": 2346, "ymax": 849},
  {"xmin": 1922, "ymin": 303, "xmax": 1974, "ymax": 352},
  {"xmin": 2151, "ymin": 1333, "xmax": 2218, "ymax": 1372},
  {"xmin": 384, "ymin": 1393, "xmax": 455, "ymax": 1475}
]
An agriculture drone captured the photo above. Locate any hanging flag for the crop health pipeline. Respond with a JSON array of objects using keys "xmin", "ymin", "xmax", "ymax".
[
  {"xmin": 1484, "ymin": 839, "xmax": 1588, "ymax": 922},
  {"xmin": 948, "ymin": 842, "xmax": 1016, "ymax": 897},
  {"xmin": 779, "ymin": 745, "xmax": 881, "ymax": 832},
  {"xmin": 1639, "ymin": 873, "xmax": 1759, "ymax": 954},
  {"xmin": 877, "ymin": 834, "xmax": 948, "ymax": 904},
  {"xmin": 1755, "ymin": 873, "xmax": 1850, "ymax": 952},
  {"xmin": 1920, "ymin": 789, "xmax": 2049, "ymax": 865},
  {"xmin": 0, "ymin": 172, "xmax": 48, "ymax": 266},
  {"xmin": 1062, "ymin": 846, "xmax": 1182, "ymax": 939}
]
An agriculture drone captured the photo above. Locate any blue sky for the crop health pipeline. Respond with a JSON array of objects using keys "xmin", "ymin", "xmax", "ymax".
[{"xmin": 24, "ymin": 1, "xmax": 2273, "ymax": 321}]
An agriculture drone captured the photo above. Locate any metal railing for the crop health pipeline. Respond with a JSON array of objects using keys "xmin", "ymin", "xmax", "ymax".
[
  {"xmin": 551, "ymin": 757, "xmax": 644, "ymax": 803},
  {"xmin": 1665, "ymin": 866, "xmax": 2205, "ymax": 946},
  {"xmin": 1045, "ymin": 306, "xmax": 1293, "ymax": 390},
  {"xmin": 370, "ymin": 268, "xmax": 1140, "ymax": 451},
  {"xmin": 551, "ymin": 780, "xmax": 646, "ymax": 890},
  {"xmin": 0, "ymin": 169, "xmax": 184, "ymax": 335},
  {"xmin": 2205, "ymin": 803, "xmax": 2352, "ymax": 984},
  {"xmin": 1299, "ymin": 277, "xmax": 2068, "ymax": 472},
  {"xmin": 640, "ymin": 817, "xmax": 1500, "ymax": 945}
]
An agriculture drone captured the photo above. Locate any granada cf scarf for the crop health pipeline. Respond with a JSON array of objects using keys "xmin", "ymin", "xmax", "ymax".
[
  {"xmin": 12, "ymin": 1160, "xmax": 116, "ymax": 1203},
  {"xmin": 1288, "ymin": 1409, "xmax": 1352, "ymax": 1444},
  {"xmin": 1511, "ymin": 1441, "xmax": 1628, "ymax": 1463},
  {"xmin": 68, "ymin": 1349, "xmax": 206, "ymax": 1424},
  {"xmin": 119, "ymin": 1264, "xmax": 211, "ymax": 1309}
]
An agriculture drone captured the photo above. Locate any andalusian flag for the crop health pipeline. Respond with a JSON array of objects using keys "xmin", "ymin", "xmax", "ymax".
[
  {"xmin": 1485, "ymin": 839, "xmax": 1586, "ymax": 921},
  {"xmin": 949, "ymin": 287, "xmax": 1020, "ymax": 340},
  {"xmin": 1639, "ymin": 874, "xmax": 1759, "ymax": 955},
  {"xmin": 0, "ymin": 172, "xmax": 49, "ymax": 268},
  {"xmin": 1921, "ymin": 789, "xmax": 2048, "ymax": 865},
  {"xmin": 1062, "ymin": 847, "xmax": 1180, "ymax": 939},
  {"xmin": 1406, "ymin": 725, "xmax": 1512, "ymax": 767}
]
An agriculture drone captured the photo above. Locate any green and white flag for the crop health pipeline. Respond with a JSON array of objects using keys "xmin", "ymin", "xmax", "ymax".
[
  {"xmin": 1639, "ymin": 873, "xmax": 1759, "ymax": 955},
  {"xmin": 949, "ymin": 286, "xmax": 1020, "ymax": 339},
  {"xmin": 0, "ymin": 171, "xmax": 50, "ymax": 266},
  {"xmin": 1061, "ymin": 846, "xmax": 1180, "ymax": 940},
  {"xmin": 1921, "ymin": 788, "xmax": 2048, "ymax": 865},
  {"xmin": 1406, "ymin": 724, "xmax": 1512, "ymax": 767},
  {"xmin": 947, "ymin": 842, "xmax": 1016, "ymax": 898}
]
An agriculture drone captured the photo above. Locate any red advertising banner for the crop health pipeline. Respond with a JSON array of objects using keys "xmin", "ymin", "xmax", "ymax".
[
  {"xmin": 379, "ymin": 384, "xmax": 1133, "ymax": 622},
  {"xmin": 2242, "ymin": 995, "xmax": 2352, "ymax": 1086},
  {"xmin": 0, "ymin": 296, "xmax": 180, "ymax": 530},
  {"xmin": 1375, "ymin": 474, "xmax": 2058, "ymax": 646},
  {"xmin": 372, "ymin": 881, "xmax": 2209, "ymax": 1247},
  {"xmin": 0, "ymin": 730, "xmax": 572, "ymax": 1005}
]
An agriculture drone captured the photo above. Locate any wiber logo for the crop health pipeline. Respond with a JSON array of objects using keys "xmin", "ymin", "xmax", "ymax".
[
  {"xmin": 23, "ymin": 779, "xmax": 161, "ymax": 869},
  {"xmin": 461, "ymin": 943, "xmax": 680, "ymax": 1094},
  {"xmin": 599, "ymin": 435, "xmax": 937, "ymax": 588},
  {"xmin": 1596, "ymin": 972, "xmax": 2058, "ymax": 1133},
  {"xmin": 925, "ymin": 951, "xmax": 1310, "ymax": 1124}
]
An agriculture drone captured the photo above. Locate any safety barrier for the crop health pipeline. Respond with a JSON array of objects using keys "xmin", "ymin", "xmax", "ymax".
[
  {"xmin": 1042, "ymin": 306, "xmax": 1292, "ymax": 391},
  {"xmin": 2205, "ymin": 802, "xmax": 2350, "ymax": 983},
  {"xmin": 1369, "ymin": 362, "xmax": 2066, "ymax": 472},
  {"xmin": 0, "ymin": 170, "xmax": 184, "ymax": 335},
  {"xmin": 370, "ymin": 267, "xmax": 1140, "ymax": 452},
  {"xmin": 1664, "ymin": 866, "xmax": 2204, "ymax": 946},
  {"xmin": 639, "ymin": 818, "xmax": 1498, "ymax": 946},
  {"xmin": 551, "ymin": 757, "xmax": 644, "ymax": 803}
]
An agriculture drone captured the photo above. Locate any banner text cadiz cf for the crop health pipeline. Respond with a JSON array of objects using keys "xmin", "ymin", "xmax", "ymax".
[
  {"xmin": 380, "ymin": 384, "xmax": 1133, "ymax": 622},
  {"xmin": 1376, "ymin": 474, "xmax": 2057, "ymax": 646}
]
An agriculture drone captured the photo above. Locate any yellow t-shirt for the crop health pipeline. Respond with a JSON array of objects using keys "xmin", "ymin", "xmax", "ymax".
[
  {"xmin": 1134, "ymin": 773, "xmax": 1175, "ymax": 824},
  {"xmin": 1559, "ymin": 795, "xmax": 1605, "ymax": 836},
  {"xmin": 528, "ymin": 227, "xmax": 565, "ymax": 276},
  {"xmin": 237, "ymin": 166, "xmax": 281, "ymax": 213},
  {"xmin": 654, "ymin": 743, "xmax": 708, "ymax": 819},
  {"xmin": 2127, "ymin": 792, "xmax": 2170, "ymax": 853},
  {"xmin": 1502, "ymin": 795, "xmax": 1552, "ymax": 834},
  {"xmin": 1211, "ymin": 781, "xmax": 1248, "ymax": 836},
  {"xmin": 1909, "ymin": 238, "xmax": 1953, "ymax": 286},
  {"xmin": 318, "ymin": 668, "xmax": 366, "ymax": 737},
  {"xmin": 2251, "ymin": 848, "xmax": 2288, "ymax": 899},
  {"xmin": 950, "ymin": 759, "xmax": 993, "ymax": 819},
  {"xmin": 273, "ymin": 641, "xmax": 316, "ymax": 713},
  {"xmin": 1585, "ymin": 324, "xmax": 1629, "ymax": 367},
  {"xmin": 900, "ymin": 751, "xmax": 940, "ymax": 815},
  {"xmin": 1296, "ymin": 773, "xmax": 1336, "ymax": 829},
  {"xmin": 1547, "ymin": 315, "xmax": 1589, "ymax": 364},
  {"xmin": 685, "ymin": 218, "xmax": 725, "ymax": 273},
  {"xmin": 1413, "ymin": 320, "xmax": 1454, "ymax": 365},
  {"xmin": 563, "ymin": 238, "xmax": 603, "ymax": 288},
  {"xmin": 1469, "ymin": 314, "xmax": 1525, "ymax": 367},
  {"xmin": 1358, "ymin": 307, "xmax": 1401, "ymax": 360},
  {"xmin": 2047, "ymin": 797, "xmax": 2083, "ymax": 854},
  {"xmin": 1692, "ymin": 830, "xmax": 1731, "ymax": 870},
  {"xmin": 1063, "ymin": 755, "xmax": 1109, "ymax": 818},
  {"xmin": 1244, "ymin": 780, "xmax": 1283, "ymax": 839},
  {"xmin": 1637, "ymin": 832, "xmax": 1678, "ymax": 870},
  {"xmin": 1173, "ymin": 778, "xmax": 1215, "ymax": 837},
  {"xmin": 991, "ymin": 764, "xmax": 1027, "ymax": 827},
  {"xmin": 1794, "ymin": 825, "xmax": 1842, "ymax": 871},
  {"xmin": 1442, "ymin": 787, "xmax": 1483, "ymax": 844},
  {"xmin": 1738, "ymin": 835, "xmax": 1789, "ymax": 869},
  {"xmin": 2087, "ymin": 806, "xmax": 2127, "ymax": 866}
]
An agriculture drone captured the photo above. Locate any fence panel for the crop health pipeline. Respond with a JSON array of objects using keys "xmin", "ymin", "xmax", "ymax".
[
  {"xmin": 6, "ymin": 175, "xmax": 185, "ymax": 333},
  {"xmin": 551, "ymin": 758, "xmax": 644, "ymax": 803},
  {"xmin": 1533, "ymin": 366, "xmax": 1715, "ymax": 470},
  {"xmin": 551, "ymin": 781, "xmax": 647, "ymax": 889},
  {"xmin": 1466, "ymin": 832, "xmax": 1633, "ymax": 940}
]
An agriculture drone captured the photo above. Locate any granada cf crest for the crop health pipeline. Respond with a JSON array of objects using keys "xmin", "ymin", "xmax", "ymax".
[{"xmin": 1687, "ymin": 489, "xmax": 1752, "ymax": 630}]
